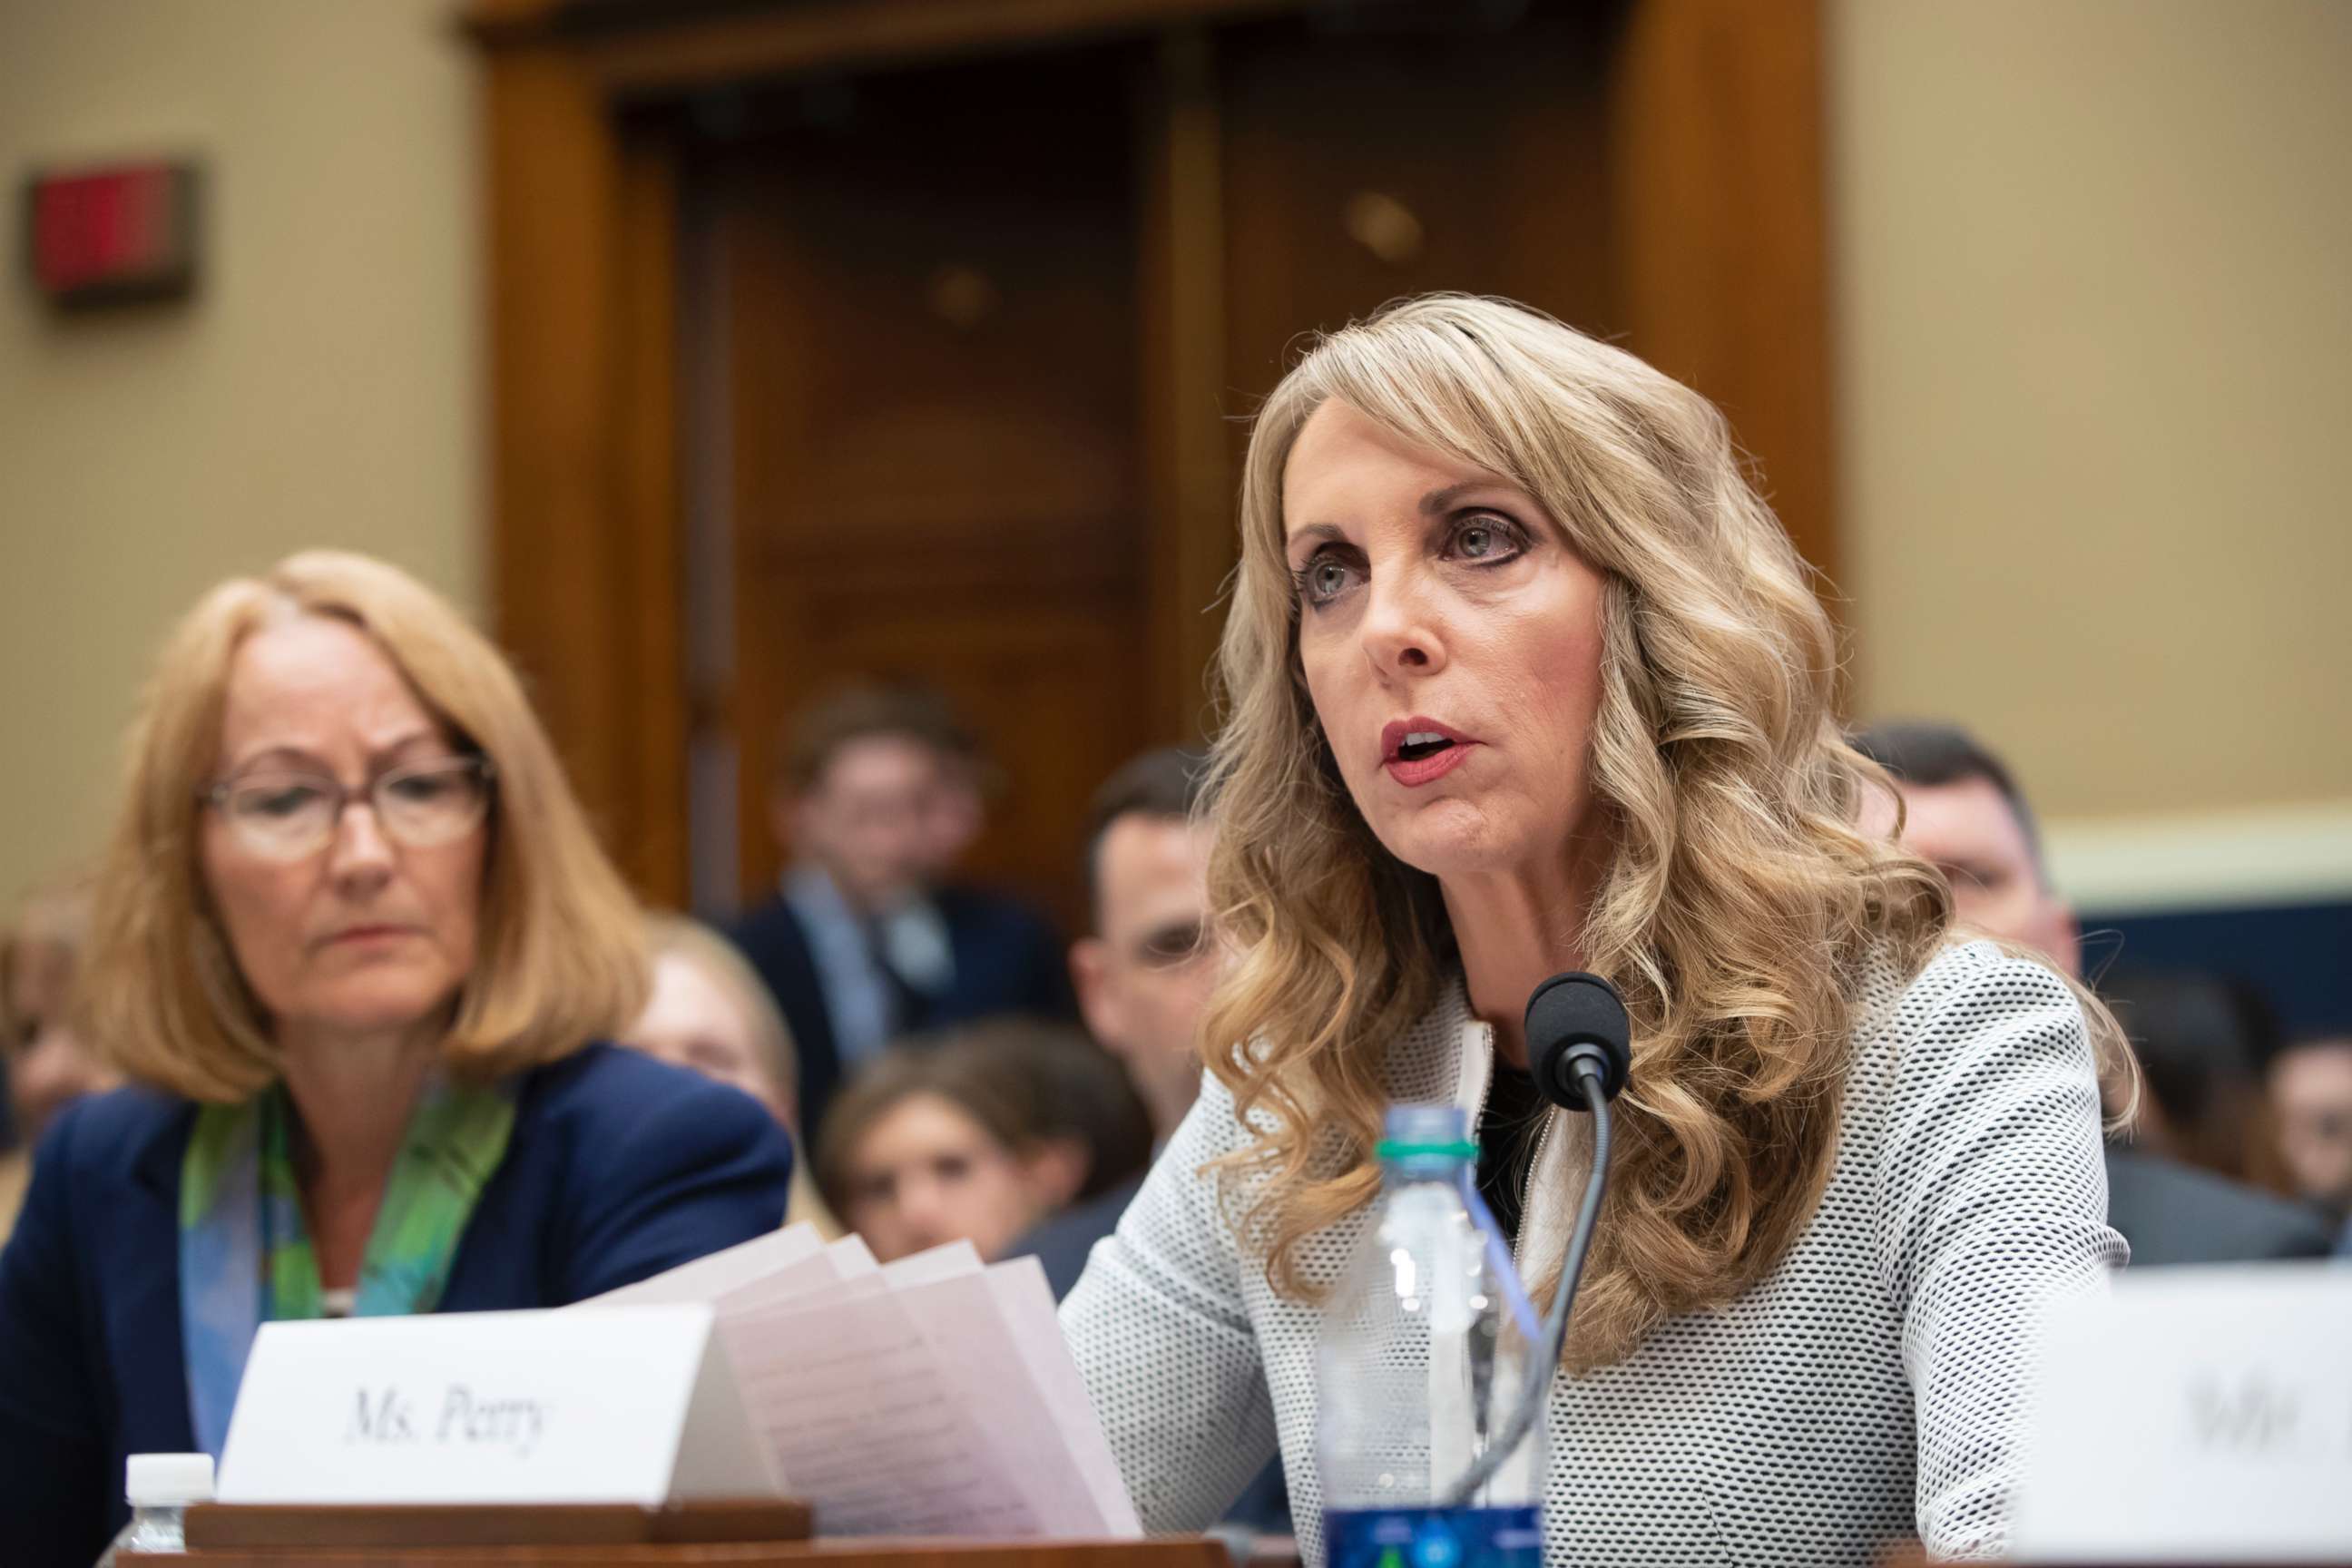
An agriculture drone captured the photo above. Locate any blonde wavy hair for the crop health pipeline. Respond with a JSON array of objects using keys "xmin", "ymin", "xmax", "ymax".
[
  {"xmin": 82, "ymin": 551, "xmax": 647, "ymax": 1102},
  {"xmin": 1202, "ymin": 295, "xmax": 2126, "ymax": 1370}
]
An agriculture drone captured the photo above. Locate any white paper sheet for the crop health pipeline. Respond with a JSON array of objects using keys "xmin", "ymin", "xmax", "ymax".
[
  {"xmin": 575, "ymin": 1222, "xmax": 1141, "ymax": 1539},
  {"xmin": 990, "ymin": 1257, "xmax": 1142, "ymax": 1536},
  {"xmin": 584, "ymin": 1224, "xmax": 827, "ymax": 1309},
  {"xmin": 881, "ymin": 1239, "xmax": 984, "ymax": 1287},
  {"xmin": 721, "ymin": 1244, "xmax": 878, "ymax": 1316},
  {"xmin": 891, "ymin": 1260, "xmax": 1116, "ymax": 1534},
  {"xmin": 719, "ymin": 1284, "xmax": 1041, "ymax": 1536},
  {"xmin": 828, "ymin": 1235, "xmax": 881, "ymax": 1276}
]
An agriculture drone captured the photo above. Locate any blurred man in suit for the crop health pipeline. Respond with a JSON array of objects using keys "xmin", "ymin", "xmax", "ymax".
[
  {"xmin": 1012, "ymin": 747, "xmax": 1289, "ymax": 1544},
  {"xmin": 1069, "ymin": 750, "xmax": 1217, "ymax": 1148},
  {"xmin": 1851, "ymin": 720, "xmax": 2335, "ymax": 1265},
  {"xmin": 731, "ymin": 685, "xmax": 1073, "ymax": 1136},
  {"xmin": 1016, "ymin": 749, "xmax": 1214, "ymax": 1298}
]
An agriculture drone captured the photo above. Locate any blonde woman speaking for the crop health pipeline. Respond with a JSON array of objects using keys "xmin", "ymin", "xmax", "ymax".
[{"xmin": 1062, "ymin": 297, "xmax": 2129, "ymax": 1565}]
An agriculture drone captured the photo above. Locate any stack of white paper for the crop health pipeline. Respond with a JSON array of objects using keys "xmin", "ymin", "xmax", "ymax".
[{"xmin": 583, "ymin": 1226, "xmax": 1141, "ymax": 1539}]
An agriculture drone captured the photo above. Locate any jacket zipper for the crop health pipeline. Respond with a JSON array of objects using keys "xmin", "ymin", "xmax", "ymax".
[
  {"xmin": 1512, "ymin": 1108, "xmax": 1557, "ymax": 1275},
  {"xmin": 1477, "ymin": 1046, "xmax": 1555, "ymax": 1477}
]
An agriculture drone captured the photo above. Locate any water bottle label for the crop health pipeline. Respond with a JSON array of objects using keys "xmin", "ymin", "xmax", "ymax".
[{"xmin": 1325, "ymin": 1505, "xmax": 1544, "ymax": 1568}]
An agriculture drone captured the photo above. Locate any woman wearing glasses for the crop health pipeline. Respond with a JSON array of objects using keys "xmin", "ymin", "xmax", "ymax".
[{"xmin": 0, "ymin": 552, "xmax": 792, "ymax": 1568}]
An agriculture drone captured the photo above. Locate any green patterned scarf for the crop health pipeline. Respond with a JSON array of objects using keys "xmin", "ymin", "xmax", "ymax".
[{"xmin": 178, "ymin": 1076, "xmax": 514, "ymax": 1455}]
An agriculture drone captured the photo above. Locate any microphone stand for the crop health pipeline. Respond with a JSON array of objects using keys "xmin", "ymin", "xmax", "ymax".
[{"xmin": 1435, "ymin": 1055, "xmax": 1614, "ymax": 1509}]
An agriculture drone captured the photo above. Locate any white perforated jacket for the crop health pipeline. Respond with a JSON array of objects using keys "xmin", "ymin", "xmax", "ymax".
[{"xmin": 1060, "ymin": 941, "xmax": 2124, "ymax": 1564}]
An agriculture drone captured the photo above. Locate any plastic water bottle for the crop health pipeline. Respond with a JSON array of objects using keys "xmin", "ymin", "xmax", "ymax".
[
  {"xmin": 1318, "ymin": 1103, "xmax": 1547, "ymax": 1568},
  {"xmin": 94, "ymin": 1452, "xmax": 213, "ymax": 1563}
]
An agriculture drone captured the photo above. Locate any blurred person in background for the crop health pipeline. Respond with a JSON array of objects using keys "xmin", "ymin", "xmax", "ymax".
[
  {"xmin": 910, "ymin": 687, "xmax": 994, "ymax": 879},
  {"xmin": 2269, "ymin": 1034, "xmax": 2352, "ymax": 1250},
  {"xmin": 632, "ymin": 913, "xmax": 799, "ymax": 1124},
  {"xmin": 0, "ymin": 873, "xmax": 120, "ymax": 1238},
  {"xmin": 624, "ymin": 913, "xmax": 838, "ymax": 1234},
  {"xmin": 1068, "ymin": 748, "xmax": 1217, "ymax": 1146},
  {"xmin": 0, "ymin": 554, "xmax": 792, "ymax": 1568},
  {"xmin": 1019, "ymin": 747, "xmax": 1216, "ymax": 1298},
  {"xmin": 731, "ymin": 684, "xmax": 1073, "ymax": 1134},
  {"xmin": 1851, "ymin": 720, "xmax": 2334, "ymax": 1265},
  {"xmin": 2098, "ymin": 965, "xmax": 2308, "ymax": 1195},
  {"xmin": 816, "ymin": 1020, "xmax": 1150, "ymax": 1265},
  {"xmin": 1846, "ymin": 722, "xmax": 2081, "ymax": 975},
  {"xmin": 1018, "ymin": 745, "xmax": 1293, "ymax": 1544}
]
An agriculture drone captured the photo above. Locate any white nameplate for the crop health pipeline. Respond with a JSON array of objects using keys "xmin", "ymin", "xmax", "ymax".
[
  {"xmin": 217, "ymin": 1304, "xmax": 776, "ymax": 1505},
  {"xmin": 2015, "ymin": 1264, "xmax": 2352, "ymax": 1562}
]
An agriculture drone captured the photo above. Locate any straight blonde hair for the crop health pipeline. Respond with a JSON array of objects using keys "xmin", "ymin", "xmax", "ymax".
[
  {"xmin": 82, "ymin": 551, "xmax": 647, "ymax": 1101},
  {"xmin": 642, "ymin": 912, "xmax": 799, "ymax": 1116},
  {"xmin": 639, "ymin": 911, "xmax": 839, "ymax": 1236},
  {"xmin": 1201, "ymin": 295, "xmax": 2131, "ymax": 1369}
]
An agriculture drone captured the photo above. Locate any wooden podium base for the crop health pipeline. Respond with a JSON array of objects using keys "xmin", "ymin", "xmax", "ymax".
[
  {"xmin": 181, "ymin": 1501, "xmax": 816, "ymax": 1549},
  {"xmin": 132, "ymin": 1544, "xmax": 1227, "ymax": 1568},
  {"xmin": 124, "ymin": 1506, "xmax": 1233, "ymax": 1568}
]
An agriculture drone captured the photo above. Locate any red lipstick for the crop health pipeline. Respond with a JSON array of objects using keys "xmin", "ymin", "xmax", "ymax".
[{"xmin": 1379, "ymin": 718, "xmax": 1475, "ymax": 788}]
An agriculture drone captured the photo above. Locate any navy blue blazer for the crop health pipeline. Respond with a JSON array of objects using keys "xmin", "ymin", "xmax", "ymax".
[
  {"xmin": 0, "ymin": 1044, "xmax": 793, "ymax": 1568},
  {"xmin": 730, "ymin": 882, "xmax": 1077, "ymax": 1134},
  {"xmin": 1008, "ymin": 1172, "xmax": 1143, "ymax": 1304}
]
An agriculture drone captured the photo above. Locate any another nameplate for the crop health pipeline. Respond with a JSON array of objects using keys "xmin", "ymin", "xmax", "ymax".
[
  {"xmin": 2015, "ymin": 1263, "xmax": 2352, "ymax": 1562},
  {"xmin": 217, "ymin": 1304, "xmax": 776, "ymax": 1505}
]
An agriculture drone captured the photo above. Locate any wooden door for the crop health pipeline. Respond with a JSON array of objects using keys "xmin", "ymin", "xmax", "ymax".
[
  {"xmin": 710, "ymin": 49, "xmax": 1149, "ymax": 926},
  {"xmin": 471, "ymin": 0, "xmax": 1828, "ymax": 915},
  {"xmin": 1218, "ymin": 6, "xmax": 1624, "ymax": 425}
]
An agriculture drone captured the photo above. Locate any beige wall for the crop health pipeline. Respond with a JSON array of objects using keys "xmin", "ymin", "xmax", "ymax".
[
  {"xmin": 4, "ymin": 1, "xmax": 2344, "ymax": 912},
  {"xmin": 1830, "ymin": 0, "xmax": 2352, "ymax": 906},
  {"xmin": 0, "ymin": 0, "xmax": 479, "ymax": 905}
]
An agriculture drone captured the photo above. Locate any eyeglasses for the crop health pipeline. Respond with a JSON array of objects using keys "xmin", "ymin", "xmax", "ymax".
[{"xmin": 200, "ymin": 756, "xmax": 496, "ymax": 861}]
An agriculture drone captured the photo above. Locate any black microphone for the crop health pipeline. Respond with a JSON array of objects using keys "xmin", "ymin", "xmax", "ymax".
[
  {"xmin": 1438, "ymin": 971, "xmax": 1631, "ymax": 1507},
  {"xmin": 1526, "ymin": 970, "xmax": 1632, "ymax": 1113}
]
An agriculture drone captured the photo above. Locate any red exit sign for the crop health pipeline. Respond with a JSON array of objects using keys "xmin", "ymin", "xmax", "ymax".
[{"xmin": 24, "ymin": 161, "xmax": 201, "ymax": 305}]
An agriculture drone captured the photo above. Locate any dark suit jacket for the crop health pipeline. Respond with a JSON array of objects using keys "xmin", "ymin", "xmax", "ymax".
[
  {"xmin": 0, "ymin": 1044, "xmax": 793, "ymax": 1568},
  {"xmin": 2106, "ymin": 1146, "xmax": 2337, "ymax": 1266},
  {"xmin": 730, "ymin": 882, "xmax": 1076, "ymax": 1134},
  {"xmin": 1011, "ymin": 1172, "xmax": 1143, "ymax": 1303}
]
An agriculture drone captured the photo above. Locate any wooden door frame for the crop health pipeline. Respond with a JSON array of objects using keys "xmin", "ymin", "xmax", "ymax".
[{"xmin": 461, "ymin": 0, "xmax": 1834, "ymax": 906}]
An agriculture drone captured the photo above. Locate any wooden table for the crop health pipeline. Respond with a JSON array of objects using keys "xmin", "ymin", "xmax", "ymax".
[
  {"xmin": 134, "ymin": 1541, "xmax": 1230, "ymax": 1568},
  {"xmin": 126, "ymin": 1507, "xmax": 1230, "ymax": 1568}
]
